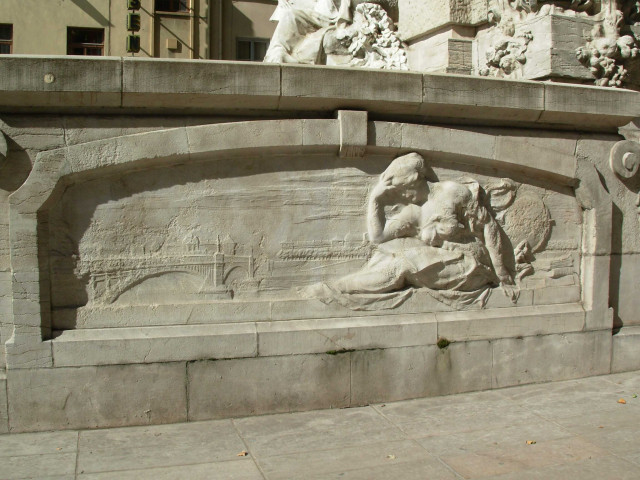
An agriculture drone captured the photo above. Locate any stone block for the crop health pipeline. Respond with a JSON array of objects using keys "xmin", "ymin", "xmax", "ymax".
[
  {"xmin": 0, "ymin": 55, "xmax": 122, "ymax": 108},
  {"xmin": 436, "ymin": 304, "xmax": 585, "ymax": 342},
  {"xmin": 257, "ymin": 314, "xmax": 437, "ymax": 356},
  {"xmin": 350, "ymin": 341, "xmax": 493, "ymax": 405},
  {"xmin": 611, "ymin": 254, "xmax": 640, "ymax": 327},
  {"xmin": 338, "ymin": 110, "xmax": 367, "ymax": 158},
  {"xmin": 280, "ymin": 64, "xmax": 423, "ymax": 113},
  {"xmin": 51, "ymin": 324, "xmax": 257, "ymax": 367},
  {"xmin": 302, "ymin": 119, "xmax": 340, "ymax": 149},
  {"xmin": 64, "ymin": 127, "xmax": 190, "ymax": 175},
  {"xmin": 611, "ymin": 326, "xmax": 640, "ymax": 373},
  {"xmin": 491, "ymin": 330, "xmax": 612, "ymax": 389},
  {"xmin": 0, "ymin": 373, "xmax": 7, "ymax": 434},
  {"xmin": 421, "ymin": 74, "xmax": 544, "ymax": 123},
  {"xmin": 57, "ymin": 301, "xmax": 272, "ymax": 330},
  {"xmin": 541, "ymin": 83, "xmax": 640, "ymax": 130},
  {"xmin": 186, "ymin": 120, "xmax": 303, "ymax": 160},
  {"xmin": 7, "ymin": 362, "xmax": 187, "ymax": 432},
  {"xmin": 398, "ymin": 0, "xmax": 487, "ymax": 41},
  {"xmin": 5, "ymin": 325, "xmax": 53, "ymax": 369},
  {"xmin": 187, "ymin": 354, "xmax": 350, "ymax": 420},
  {"xmin": 122, "ymin": 58, "xmax": 281, "ymax": 110}
]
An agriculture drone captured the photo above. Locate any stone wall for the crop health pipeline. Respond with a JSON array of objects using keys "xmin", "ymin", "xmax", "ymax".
[{"xmin": 0, "ymin": 57, "xmax": 639, "ymax": 432}]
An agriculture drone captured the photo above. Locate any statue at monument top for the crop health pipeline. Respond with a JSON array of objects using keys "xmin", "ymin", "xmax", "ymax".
[{"xmin": 264, "ymin": 0, "xmax": 407, "ymax": 70}]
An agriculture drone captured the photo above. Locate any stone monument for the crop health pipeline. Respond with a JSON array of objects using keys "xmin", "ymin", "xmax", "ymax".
[{"xmin": 0, "ymin": 0, "xmax": 640, "ymax": 434}]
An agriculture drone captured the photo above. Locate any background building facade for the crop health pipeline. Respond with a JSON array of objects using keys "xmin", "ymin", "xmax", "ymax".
[{"xmin": 0, "ymin": 0, "xmax": 277, "ymax": 61}]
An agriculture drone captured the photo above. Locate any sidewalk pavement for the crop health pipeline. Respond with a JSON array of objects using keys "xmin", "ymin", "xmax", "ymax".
[{"xmin": 2, "ymin": 370, "xmax": 639, "ymax": 480}]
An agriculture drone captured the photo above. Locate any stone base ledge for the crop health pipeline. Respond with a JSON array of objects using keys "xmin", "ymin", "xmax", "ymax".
[
  {"xmin": 7, "ymin": 327, "xmax": 611, "ymax": 432},
  {"xmin": 50, "ymin": 303, "xmax": 586, "ymax": 368}
]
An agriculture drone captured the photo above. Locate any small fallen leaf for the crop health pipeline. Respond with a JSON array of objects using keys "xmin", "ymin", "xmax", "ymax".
[
  {"xmin": 237, "ymin": 451, "xmax": 249, "ymax": 457},
  {"xmin": 526, "ymin": 440, "xmax": 536, "ymax": 445},
  {"xmin": 386, "ymin": 454, "xmax": 396, "ymax": 460},
  {"xmin": 56, "ymin": 447, "xmax": 62, "ymax": 451},
  {"xmin": 633, "ymin": 394, "xmax": 638, "ymax": 399},
  {"xmin": 380, "ymin": 404, "xmax": 386, "ymax": 408},
  {"xmin": 618, "ymin": 398, "xmax": 627, "ymax": 404},
  {"xmin": 598, "ymin": 426, "xmax": 604, "ymax": 429}
]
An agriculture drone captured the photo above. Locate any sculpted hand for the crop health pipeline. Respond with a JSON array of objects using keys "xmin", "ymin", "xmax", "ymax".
[
  {"xmin": 371, "ymin": 179, "xmax": 396, "ymax": 201},
  {"xmin": 500, "ymin": 281, "xmax": 519, "ymax": 304}
]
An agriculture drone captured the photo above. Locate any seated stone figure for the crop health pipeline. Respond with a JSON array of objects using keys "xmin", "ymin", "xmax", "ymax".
[
  {"xmin": 300, "ymin": 153, "xmax": 518, "ymax": 310},
  {"xmin": 264, "ymin": 0, "xmax": 405, "ymax": 69}
]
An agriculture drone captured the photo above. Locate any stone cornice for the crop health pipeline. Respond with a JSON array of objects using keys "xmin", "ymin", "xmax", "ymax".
[{"xmin": 0, "ymin": 56, "xmax": 638, "ymax": 132}]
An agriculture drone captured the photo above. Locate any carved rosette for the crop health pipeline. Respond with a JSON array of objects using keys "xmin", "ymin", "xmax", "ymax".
[
  {"xmin": 610, "ymin": 139, "xmax": 640, "ymax": 179},
  {"xmin": 610, "ymin": 139, "xmax": 640, "ymax": 214}
]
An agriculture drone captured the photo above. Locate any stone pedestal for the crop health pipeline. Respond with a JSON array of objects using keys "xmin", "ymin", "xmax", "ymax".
[{"xmin": 475, "ymin": 14, "xmax": 596, "ymax": 81}]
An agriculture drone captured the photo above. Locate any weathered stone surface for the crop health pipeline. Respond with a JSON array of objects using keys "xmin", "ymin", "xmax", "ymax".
[
  {"xmin": 257, "ymin": 314, "xmax": 437, "ymax": 357},
  {"xmin": 435, "ymin": 304, "xmax": 585, "ymax": 342},
  {"xmin": 0, "ymin": 56, "xmax": 121, "ymax": 108},
  {"xmin": 421, "ymin": 74, "xmax": 544, "ymax": 123},
  {"xmin": 76, "ymin": 420, "xmax": 249, "ymax": 474},
  {"xmin": 0, "ymin": 373, "xmax": 7, "ymax": 434},
  {"xmin": 122, "ymin": 58, "xmax": 281, "ymax": 110},
  {"xmin": 350, "ymin": 341, "xmax": 493, "ymax": 405},
  {"xmin": 398, "ymin": 0, "xmax": 487, "ymax": 41},
  {"xmin": 611, "ymin": 327, "xmax": 640, "ymax": 373},
  {"xmin": 491, "ymin": 330, "xmax": 612, "ymax": 388},
  {"xmin": 52, "ymin": 324, "xmax": 257, "ymax": 367},
  {"xmin": 280, "ymin": 64, "xmax": 423, "ymax": 113},
  {"xmin": 7, "ymin": 363, "xmax": 187, "ymax": 432},
  {"xmin": 187, "ymin": 354, "xmax": 350, "ymax": 420}
]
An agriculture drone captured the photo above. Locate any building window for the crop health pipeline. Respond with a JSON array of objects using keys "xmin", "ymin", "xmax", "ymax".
[
  {"xmin": 236, "ymin": 38, "xmax": 269, "ymax": 62},
  {"xmin": 0, "ymin": 24, "xmax": 12, "ymax": 54},
  {"xmin": 67, "ymin": 28, "xmax": 104, "ymax": 56},
  {"xmin": 155, "ymin": 0, "xmax": 189, "ymax": 12}
]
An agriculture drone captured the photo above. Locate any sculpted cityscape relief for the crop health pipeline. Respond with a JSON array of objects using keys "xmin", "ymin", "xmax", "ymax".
[{"xmin": 47, "ymin": 152, "xmax": 580, "ymax": 319}]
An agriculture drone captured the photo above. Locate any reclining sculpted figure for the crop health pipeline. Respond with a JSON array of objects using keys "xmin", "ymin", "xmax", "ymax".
[{"xmin": 300, "ymin": 153, "xmax": 519, "ymax": 310}]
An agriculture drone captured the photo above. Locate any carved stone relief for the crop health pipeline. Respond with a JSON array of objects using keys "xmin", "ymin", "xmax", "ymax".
[
  {"xmin": 46, "ymin": 147, "xmax": 580, "ymax": 326},
  {"xmin": 478, "ymin": 0, "xmax": 640, "ymax": 87},
  {"xmin": 299, "ymin": 153, "xmax": 554, "ymax": 310},
  {"xmin": 264, "ymin": 0, "xmax": 407, "ymax": 69}
]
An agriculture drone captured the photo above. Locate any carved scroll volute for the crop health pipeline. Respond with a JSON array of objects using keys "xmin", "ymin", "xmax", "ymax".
[{"xmin": 610, "ymin": 140, "xmax": 640, "ymax": 179}]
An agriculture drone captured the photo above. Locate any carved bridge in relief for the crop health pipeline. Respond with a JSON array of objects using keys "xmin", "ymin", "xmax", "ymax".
[{"xmin": 80, "ymin": 244, "xmax": 258, "ymax": 305}]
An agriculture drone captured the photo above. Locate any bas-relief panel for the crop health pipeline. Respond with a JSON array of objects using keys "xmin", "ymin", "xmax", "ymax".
[{"xmin": 47, "ymin": 152, "xmax": 582, "ymax": 328}]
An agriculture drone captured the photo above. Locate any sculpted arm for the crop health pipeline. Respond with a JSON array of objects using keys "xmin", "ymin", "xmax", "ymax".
[{"xmin": 367, "ymin": 180, "xmax": 418, "ymax": 244}]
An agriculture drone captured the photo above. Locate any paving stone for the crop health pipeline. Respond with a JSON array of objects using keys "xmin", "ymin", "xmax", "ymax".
[
  {"xmin": 483, "ymin": 455, "xmax": 640, "ymax": 480},
  {"xmin": 2, "ymin": 453, "xmax": 77, "ymax": 479},
  {"xmin": 234, "ymin": 407, "xmax": 405, "ymax": 458},
  {"xmin": 374, "ymin": 390, "xmax": 540, "ymax": 438},
  {"xmin": 77, "ymin": 420, "xmax": 247, "ymax": 473},
  {"xmin": 0, "ymin": 430, "xmax": 78, "ymax": 456},
  {"xmin": 440, "ymin": 437, "xmax": 609, "ymax": 479},
  {"xmin": 77, "ymin": 459, "xmax": 264, "ymax": 480},
  {"xmin": 302, "ymin": 457, "xmax": 460, "ymax": 480},
  {"xmin": 415, "ymin": 420, "xmax": 573, "ymax": 457},
  {"xmin": 256, "ymin": 440, "xmax": 427, "ymax": 480}
]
